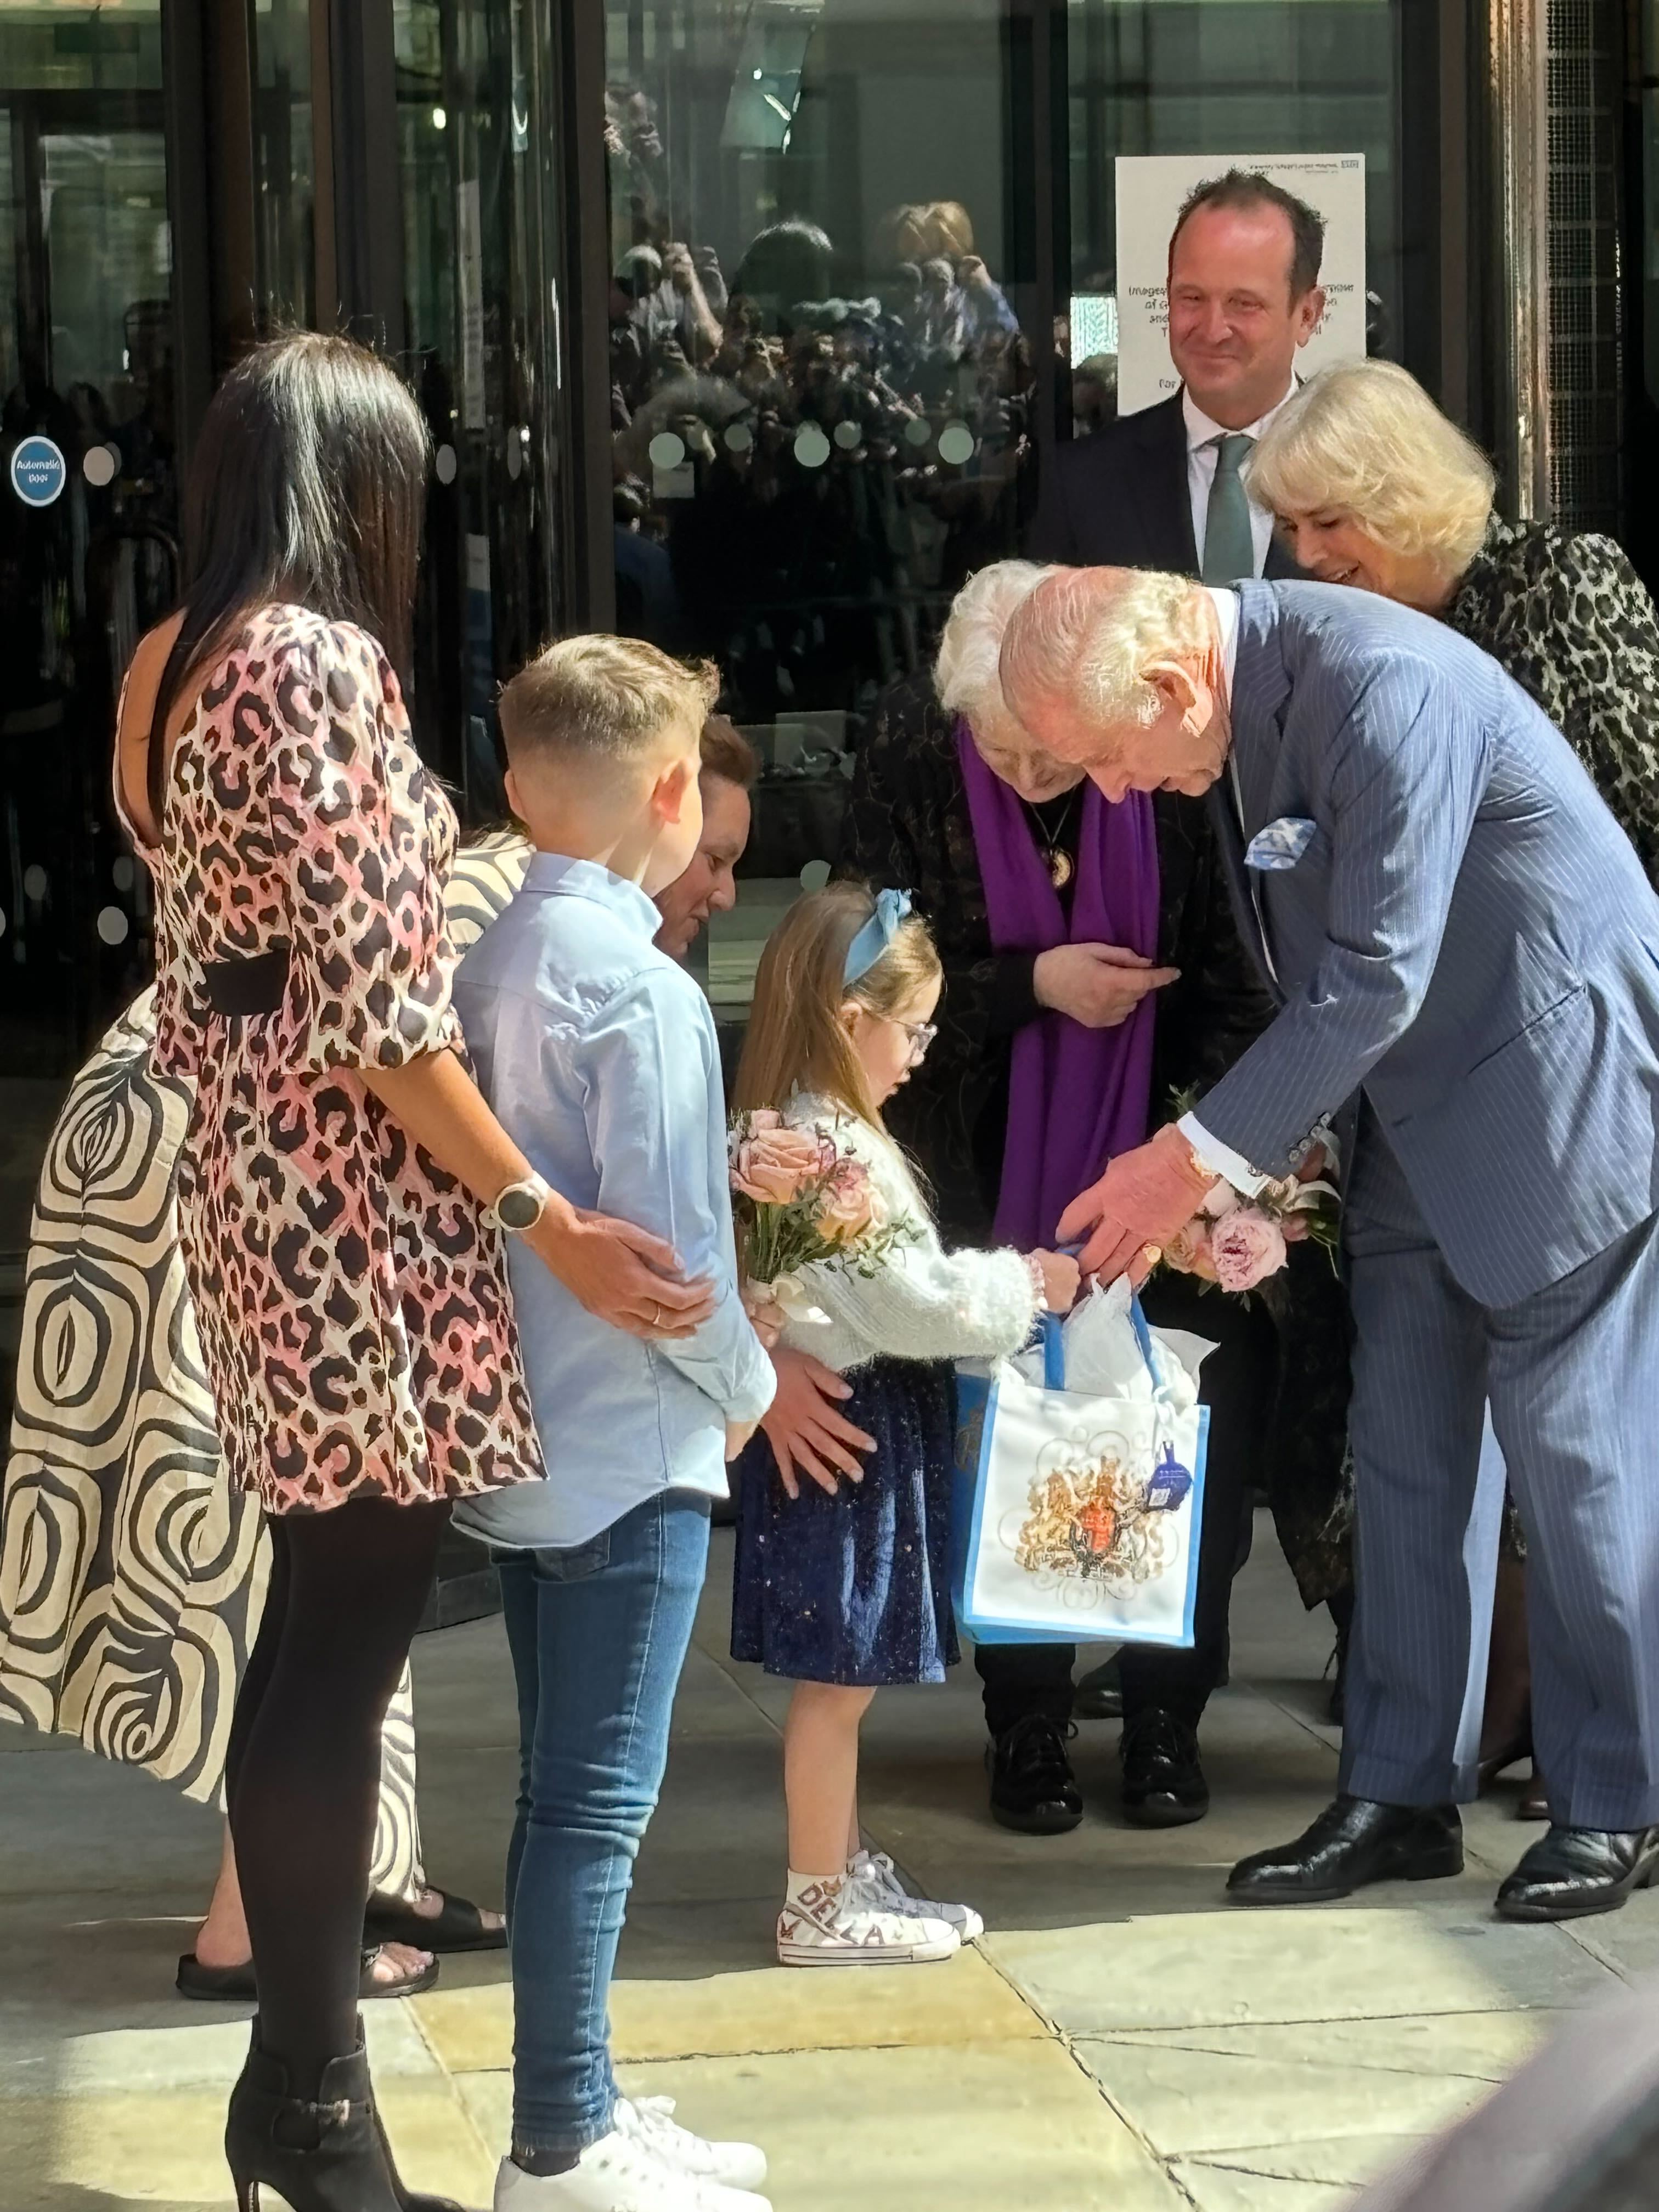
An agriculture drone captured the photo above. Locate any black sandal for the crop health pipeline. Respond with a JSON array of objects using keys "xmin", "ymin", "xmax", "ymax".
[
  {"xmin": 176, "ymin": 1944, "xmax": 440, "ymax": 2003},
  {"xmin": 364, "ymin": 1887, "xmax": 507, "ymax": 1954}
]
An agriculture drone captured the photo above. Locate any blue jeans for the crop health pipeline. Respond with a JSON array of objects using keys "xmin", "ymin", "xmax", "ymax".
[{"xmin": 496, "ymin": 1491, "xmax": 710, "ymax": 2157}]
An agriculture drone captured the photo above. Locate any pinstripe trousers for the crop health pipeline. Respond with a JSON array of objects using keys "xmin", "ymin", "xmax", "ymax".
[{"xmin": 1339, "ymin": 1118, "xmax": 1659, "ymax": 1830}]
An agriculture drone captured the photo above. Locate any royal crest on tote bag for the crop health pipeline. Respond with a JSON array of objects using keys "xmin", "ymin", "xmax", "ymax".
[{"xmin": 951, "ymin": 1282, "xmax": 1211, "ymax": 1647}]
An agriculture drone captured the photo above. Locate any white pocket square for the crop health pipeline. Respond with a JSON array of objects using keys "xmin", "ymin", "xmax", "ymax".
[{"xmin": 1245, "ymin": 816, "xmax": 1318, "ymax": 871}]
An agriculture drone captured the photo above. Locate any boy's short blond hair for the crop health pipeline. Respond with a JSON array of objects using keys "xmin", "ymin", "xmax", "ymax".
[{"xmin": 499, "ymin": 636, "xmax": 719, "ymax": 766}]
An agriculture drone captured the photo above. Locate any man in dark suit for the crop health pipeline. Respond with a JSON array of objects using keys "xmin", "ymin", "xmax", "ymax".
[
  {"xmin": 1033, "ymin": 168, "xmax": 1324, "ymax": 582},
  {"xmin": 976, "ymin": 171, "xmax": 1339, "ymax": 1840}
]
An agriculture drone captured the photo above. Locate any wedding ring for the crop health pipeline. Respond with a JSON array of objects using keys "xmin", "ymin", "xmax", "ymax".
[
  {"xmin": 650, "ymin": 1302, "xmax": 661, "ymax": 1327},
  {"xmin": 1140, "ymin": 1245, "xmax": 1162, "ymax": 1267}
]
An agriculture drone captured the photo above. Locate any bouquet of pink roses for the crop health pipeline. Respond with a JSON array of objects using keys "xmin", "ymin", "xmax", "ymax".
[
  {"xmin": 728, "ymin": 1109, "xmax": 900, "ymax": 1327},
  {"xmin": 1164, "ymin": 1167, "xmax": 1341, "ymax": 1295}
]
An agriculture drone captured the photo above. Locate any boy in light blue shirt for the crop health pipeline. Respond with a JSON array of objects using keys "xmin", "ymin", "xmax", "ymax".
[{"xmin": 453, "ymin": 636, "xmax": 774, "ymax": 2212}]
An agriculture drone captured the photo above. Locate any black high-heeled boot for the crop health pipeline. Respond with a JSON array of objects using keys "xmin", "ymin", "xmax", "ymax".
[{"xmin": 225, "ymin": 2024, "xmax": 466, "ymax": 2212}]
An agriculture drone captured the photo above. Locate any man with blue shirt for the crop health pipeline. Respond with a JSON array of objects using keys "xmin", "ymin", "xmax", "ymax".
[
  {"xmin": 1002, "ymin": 562, "xmax": 1659, "ymax": 1926},
  {"xmin": 453, "ymin": 636, "xmax": 775, "ymax": 2212}
]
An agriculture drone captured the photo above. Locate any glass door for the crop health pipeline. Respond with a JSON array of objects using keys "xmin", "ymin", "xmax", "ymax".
[
  {"xmin": 395, "ymin": 0, "xmax": 565, "ymax": 815},
  {"xmin": 1, "ymin": 0, "xmax": 183, "ymax": 1364},
  {"xmin": 600, "ymin": 0, "xmax": 1041, "ymax": 1011}
]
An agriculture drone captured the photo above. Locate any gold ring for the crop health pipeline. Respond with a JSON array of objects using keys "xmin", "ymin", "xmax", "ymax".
[
  {"xmin": 1141, "ymin": 1245, "xmax": 1162, "ymax": 1267},
  {"xmin": 650, "ymin": 1302, "xmax": 661, "ymax": 1327}
]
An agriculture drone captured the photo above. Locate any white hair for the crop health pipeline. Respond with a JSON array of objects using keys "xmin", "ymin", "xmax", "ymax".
[
  {"xmin": 933, "ymin": 561, "xmax": 1056, "ymax": 728},
  {"xmin": 1000, "ymin": 566, "xmax": 1214, "ymax": 737},
  {"xmin": 1245, "ymin": 359, "xmax": 1495, "ymax": 579}
]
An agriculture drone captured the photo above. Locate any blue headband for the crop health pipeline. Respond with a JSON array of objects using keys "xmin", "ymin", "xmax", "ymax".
[{"xmin": 843, "ymin": 888, "xmax": 913, "ymax": 987}]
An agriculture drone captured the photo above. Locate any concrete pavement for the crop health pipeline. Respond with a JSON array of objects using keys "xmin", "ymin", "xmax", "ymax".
[{"xmin": 3, "ymin": 1514, "xmax": 1654, "ymax": 2211}]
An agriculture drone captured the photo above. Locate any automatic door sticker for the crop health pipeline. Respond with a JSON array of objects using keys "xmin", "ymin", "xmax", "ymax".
[{"xmin": 10, "ymin": 437, "xmax": 67, "ymax": 509}]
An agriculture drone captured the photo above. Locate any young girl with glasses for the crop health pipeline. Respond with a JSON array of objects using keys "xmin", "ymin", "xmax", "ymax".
[{"xmin": 729, "ymin": 881, "xmax": 1079, "ymax": 1964}]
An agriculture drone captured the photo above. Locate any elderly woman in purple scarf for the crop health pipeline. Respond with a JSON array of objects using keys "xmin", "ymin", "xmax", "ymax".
[{"xmin": 834, "ymin": 560, "xmax": 1351, "ymax": 1839}]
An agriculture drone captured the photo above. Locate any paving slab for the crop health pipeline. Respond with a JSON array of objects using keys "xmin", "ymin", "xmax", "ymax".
[
  {"xmin": 2, "ymin": 1513, "xmax": 1635, "ymax": 2212},
  {"xmin": 414, "ymin": 1945, "xmax": 1044, "ymax": 2070},
  {"xmin": 986, "ymin": 1901, "xmax": 1622, "ymax": 2035},
  {"xmin": 1073, "ymin": 2033, "xmax": 1489, "ymax": 2155},
  {"xmin": 1182, "ymin": 2132, "xmax": 1437, "ymax": 2190},
  {"xmin": 458, "ymin": 2041, "xmax": 1189, "ymax": 2212},
  {"xmin": 1172, "ymin": 2161, "xmax": 1357, "ymax": 2211},
  {"xmin": 1098, "ymin": 2006, "xmax": 1566, "ymax": 2082}
]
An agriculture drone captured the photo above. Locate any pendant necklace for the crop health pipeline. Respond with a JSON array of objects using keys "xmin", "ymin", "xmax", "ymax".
[{"xmin": 1025, "ymin": 788, "xmax": 1081, "ymax": 891}]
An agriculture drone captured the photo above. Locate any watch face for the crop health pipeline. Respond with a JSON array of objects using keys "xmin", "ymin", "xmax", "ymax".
[{"xmin": 495, "ymin": 1184, "xmax": 543, "ymax": 1231}]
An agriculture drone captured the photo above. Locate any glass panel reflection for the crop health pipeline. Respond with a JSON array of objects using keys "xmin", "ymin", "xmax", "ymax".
[
  {"xmin": 252, "ymin": 0, "xmax": 315, "ymax": 324},
  {"xmin": 396, "ymin": 0, "xmax": 562, "ymax": 808},
  {"xmin": 603, "ymin": 0, "xmax": 1029, "ymax": 1007},
  {"xmin": 0, "ymin": 0, "xmax": 178, "ymax": 1299}
]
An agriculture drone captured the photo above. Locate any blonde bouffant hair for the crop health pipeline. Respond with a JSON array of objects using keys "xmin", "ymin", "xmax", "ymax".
[
  {"xmin": 735, "ymin": 882, "xmax": 942, "ymax": 1130},
  {"xmin": 1245, "ymin": 360, "xmax": 1496, "ymax": 582}
]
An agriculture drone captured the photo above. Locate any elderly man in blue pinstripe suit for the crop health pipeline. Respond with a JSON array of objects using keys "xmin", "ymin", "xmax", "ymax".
[{"xmin": 1001, "ymin": 563, "xmax": 1659, "ymax": 1923}]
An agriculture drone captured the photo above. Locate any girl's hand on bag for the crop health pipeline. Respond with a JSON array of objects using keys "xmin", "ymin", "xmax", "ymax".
[
  {"xmin": 725, "ymin": 1418, "xmax": 759, "ymax": 1460},
  {"xmin": 1030, "ymin": 1250, "xmax": 1081, "ymax": 1313},
  {"xmin": 761, "ymin": 1346, "xmax": 876, "ymax": 1499}
]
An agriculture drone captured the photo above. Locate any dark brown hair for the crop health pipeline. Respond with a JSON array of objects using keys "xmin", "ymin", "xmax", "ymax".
[
  {"xmin": 1169, "ymin": 169, "xmax": 1325, "ymax": 302},
  {"xmin": 699, "ymin": 713, "xmax": 759, "ymax": 791},
  {"xmin": 147, "ymin": 332, "xmax": 429, "ymax": 821}
]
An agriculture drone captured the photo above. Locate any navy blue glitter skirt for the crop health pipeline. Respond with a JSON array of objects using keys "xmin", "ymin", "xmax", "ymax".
[{"xmin": 731, "ymin": 1356, "xmax": 960, "ymax": 1686}]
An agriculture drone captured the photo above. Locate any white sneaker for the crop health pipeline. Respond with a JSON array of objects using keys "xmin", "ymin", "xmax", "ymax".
[
  {"xmin": 615, "ymin": 2095, "xmax": 768, "ymax": 2191},
  {"xmin": 494, "ymin": 2130, "xmax": 771, "ymax": 2212},
  {"xmin": 849, "ymin": 1848, "xmax": 986, "ymax": 1944},
  {"xmin": 775, "ymin": 1869, "xmax": 961, "ymax": 1966}
]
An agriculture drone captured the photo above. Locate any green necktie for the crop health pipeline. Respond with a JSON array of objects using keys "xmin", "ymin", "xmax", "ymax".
[{"xmin": 1201, "ymin": 431, "xmax": 1256, "ymax": 584}]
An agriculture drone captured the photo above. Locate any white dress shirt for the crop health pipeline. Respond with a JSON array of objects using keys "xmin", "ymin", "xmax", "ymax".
[
  {"xmin": 1183, "ymin": 383, "xmax": 1297, "ymax": 578},
  {"xmin": 1177, "ymin": 588, "xmax": 1272, "ymax": 1195}
]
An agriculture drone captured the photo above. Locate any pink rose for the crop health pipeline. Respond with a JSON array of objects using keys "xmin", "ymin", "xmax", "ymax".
[
  {"xmin": 817, "ymin": 1158, "xmax": 883, "ymax": 1245},
  {"xmin": 746, "ymin": 1109, "xmax": 784, "ymax": 1132},
  {"xmin": 1210, "ymin": 1206, "xmax": 1288, "ymax": 1293},
  {"xmin": 1163, "ymin": 1217, "xmax": 1217, "ymax": 1280},
  {"xmin": 732, "ymin": 1125, "xmax": 829, "ymax": 1205}
]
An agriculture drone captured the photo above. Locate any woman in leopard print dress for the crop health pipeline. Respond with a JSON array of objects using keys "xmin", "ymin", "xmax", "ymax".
[
  {"xmin": 116, "ymin": 334, "xmax": 712, "ymax": 2212},
  {"xmin": 1249, "ymin": 356, "xmax": 1659, "ymax": 1825}
]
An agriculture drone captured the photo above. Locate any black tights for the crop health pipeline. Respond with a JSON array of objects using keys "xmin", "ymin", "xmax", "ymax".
[{"xmin": 225, "ymin": 1497, "xmax": 449, "ymax": 2095}]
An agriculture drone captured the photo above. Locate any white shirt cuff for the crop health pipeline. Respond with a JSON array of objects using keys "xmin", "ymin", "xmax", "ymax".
[{"xmin": 1177, "ymin": 1111, "xmax": 1268, "ymax": 1198}]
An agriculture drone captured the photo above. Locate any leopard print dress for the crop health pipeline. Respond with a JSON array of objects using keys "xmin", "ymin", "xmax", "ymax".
[{"xmin": 116, "ymin": 603, "xmax": 544, "ymax": 1514}]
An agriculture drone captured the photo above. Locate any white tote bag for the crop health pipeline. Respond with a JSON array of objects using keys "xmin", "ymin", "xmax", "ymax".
[{"xmin": 952, "ymin": 1282, "xmax": 1211, "ymax": 1646}]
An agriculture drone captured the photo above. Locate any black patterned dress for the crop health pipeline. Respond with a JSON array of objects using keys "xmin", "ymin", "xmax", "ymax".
[{"xmin": 1446, "ymin": 518, "xmax": 1659, "ymax": 1563}]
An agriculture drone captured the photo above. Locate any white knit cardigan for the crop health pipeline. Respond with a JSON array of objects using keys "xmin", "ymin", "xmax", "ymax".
[{"xmin": 771, "ymin": 1091, "xmax": 1040, "ymax": 1375}]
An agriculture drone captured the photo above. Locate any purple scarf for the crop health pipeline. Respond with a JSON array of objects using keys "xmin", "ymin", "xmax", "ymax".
[{"xmin": 956, "ymin": 719, "xmax": 1160, "ymax": 1249}]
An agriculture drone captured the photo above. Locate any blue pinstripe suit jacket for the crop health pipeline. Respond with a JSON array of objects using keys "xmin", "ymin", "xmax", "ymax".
[{"xmin": 1195, "ymin": 580, "xmax": 1659, "ymax": 1307}]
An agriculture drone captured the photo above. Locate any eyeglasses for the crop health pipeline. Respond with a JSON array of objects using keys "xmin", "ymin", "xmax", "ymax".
[{"xmin": 888, "ymin": 1016, "xmax": 938, "ymax": 1064}]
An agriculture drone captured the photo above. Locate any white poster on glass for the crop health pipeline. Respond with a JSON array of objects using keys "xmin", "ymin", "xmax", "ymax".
[{"xmin": 1114, "ymin": 154, "xmax": 1367, "ymax": 417}]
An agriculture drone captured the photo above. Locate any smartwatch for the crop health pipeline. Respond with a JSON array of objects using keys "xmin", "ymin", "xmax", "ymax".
[{"xmin": 483, "ymin": 1171, "xmax": 552, "ymax": 1234}]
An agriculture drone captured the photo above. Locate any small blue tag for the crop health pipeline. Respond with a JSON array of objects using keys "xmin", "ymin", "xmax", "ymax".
[
  {"xmin": 1144, "ymin": 1442, "xmax": 1192, "ymax": 1513},
  {"xmin": 1245, "ymin": 816, "xmax": 1317, "ymax": 872}
]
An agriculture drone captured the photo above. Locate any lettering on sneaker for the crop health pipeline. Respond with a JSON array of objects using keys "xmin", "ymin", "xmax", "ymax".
[{"xmin": 775, "ymin": 1869, "xmax": 961, "ymax": 1966}]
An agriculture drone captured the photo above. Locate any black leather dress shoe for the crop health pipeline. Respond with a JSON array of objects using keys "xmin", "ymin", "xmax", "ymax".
[
  {"xmin": 1495, "ymin": 1823, "xmax": 1659, "ymax": 1922},
  {"xmin": 1227, "ymin": 1795, "xmax": 1463, "ymax": 1905},
  {"xmin": 1074, "ymin": 1654, "xmax": 1124, "ymax": 1721},
  {"xmin": 986, "ymin": 1714, "xmax": 1084, "ymax": 1835},
  {"xmin": 1120, "ymin": 1708, "xmax": 1209, "ymax": 1827}
]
